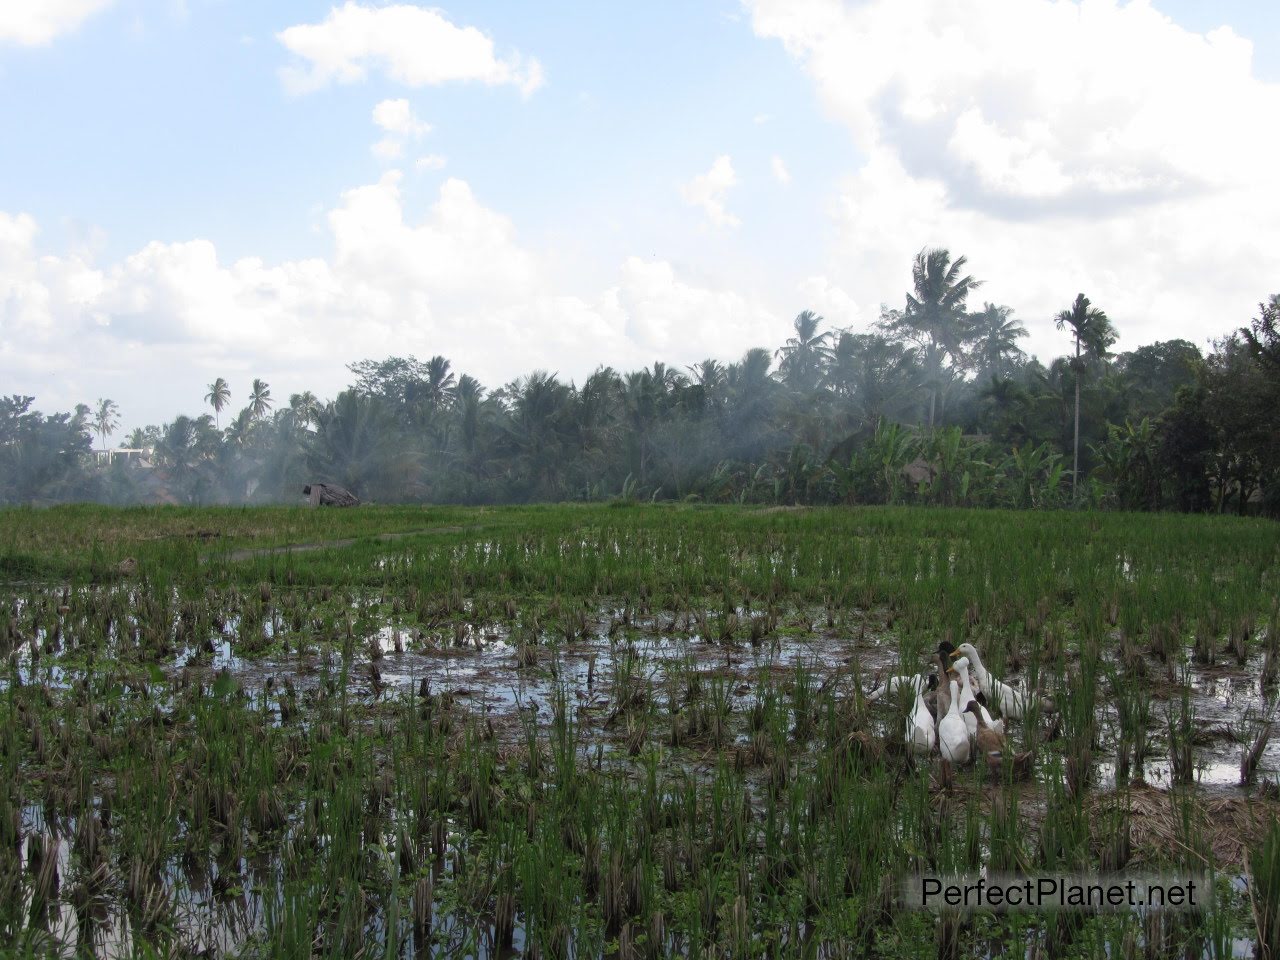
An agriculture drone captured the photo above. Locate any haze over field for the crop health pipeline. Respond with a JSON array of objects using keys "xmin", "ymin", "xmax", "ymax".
[{"xmin": 3, "ymin": 0, "xmax": 1279, "ymax": 432}]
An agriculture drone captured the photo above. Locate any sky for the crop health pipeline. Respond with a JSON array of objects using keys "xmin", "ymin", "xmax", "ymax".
[{"xmin": 2, "ymin": 0, "xmax": 1278, "ymax": 432}]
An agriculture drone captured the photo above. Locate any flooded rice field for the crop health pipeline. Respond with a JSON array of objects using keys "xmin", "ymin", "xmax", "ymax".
[{"xmin": 1, "ymin": 505, "xmax": 1278, "ymax": 958}]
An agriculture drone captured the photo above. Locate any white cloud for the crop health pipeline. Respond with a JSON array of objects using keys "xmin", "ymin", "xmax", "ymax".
[
  {"xmin": 372, "ymin": 98, "xmax": 431, "ymax": 137},
  {"xmin": 681, "ymin": 155, "xmax": 741, "ymax": 228},
  {"xmin": 613, "ymin": 258, "xmax": 776, "ymax": 356},
  {"xmin": 370, "ymin": 98, "xmax": 430, "ymax": 161},
  {"xmin": 797, "ymin": 275, "xmax": 860, "ymax": 329},
  {"xmin": 277, "ymin": 3, "xmax": 544, "ymax": 97},
  {"xmin": 415, "ymin": 154, "xmax": 447, "ymax": 172},
  {"xmin": 770, "ymin": 155, "xmax": 791, "ymax": 186},
  {"xmin": 748, "ymin": 0, "xmax": 1280, "ymax": 357},
  {"xmin": 1, "ymin": 177, "xmax": 781, "ymax": 427},
  {"xmin": 0, "ymin": 0, "xmax": 114, "ymax": 45}
]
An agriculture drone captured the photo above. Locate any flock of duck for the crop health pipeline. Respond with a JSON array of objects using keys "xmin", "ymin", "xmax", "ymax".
[{"xmin": 868, "ymin": 640, "xmax": 1054, "ymax": 779}]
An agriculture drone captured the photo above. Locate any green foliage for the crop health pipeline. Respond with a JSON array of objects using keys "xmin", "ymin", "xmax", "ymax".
[{"xmin": 4, "ymin": 259, "xmax": 1279, "ymax": 516}]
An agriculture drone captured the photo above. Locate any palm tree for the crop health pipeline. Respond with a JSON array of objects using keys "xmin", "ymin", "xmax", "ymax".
[
  {"xmin": 91, "ymin": 399, "xmax": 119, "ymax": 453},
  {"xmin": 204, "ymin": 378, "xmax": 231, "ymax": 429},
  {"xmin": 422, "ymin": 356, "xmax": 457, "ymax": 412},
  {"xmin": 249, "ymin": 379, "xmax": 273, "ymax": 419},
  {"xmin": 225, "ymin": 408, "xmax": 254, "ymax": 447},
  {"xmin": 309, "ymin": 391, "xmax": 397, "ymax": 496},
  {"xmin": 156, "ymin": 415, "xmax": 208, "ymax": 502},
  {"xmin": 969, "ymin": 303, "xmax": 1027, "ymax": 377},
  {"xmin": 775, "ymin": 310, "xmax": 833, "ymax": 393},
  {"xmin": 880, "ymin": 248, "xmax": 982, "ymax": 429},
  {"xmin": 1055, "ymin": 293, "xmax": 1117, "ymax": 500},
  {"xmin": 289, "ymin": 391, "xmax": 320, "ymax": 426},
  {"xmin": 826, "ymin": 332, "xmax": 919, "ymax": 426},
  {"xmin": 453, "ymin": 374, "xmax": 486, "ymax": 455}
]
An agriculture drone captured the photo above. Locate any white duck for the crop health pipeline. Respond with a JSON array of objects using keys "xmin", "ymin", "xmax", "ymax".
[
  {"xmin": 951, "ymin": 656, "xmax": 978, "ymax": 738},
  {"xmin": 867, "ymin": 673, "xmax": 929, "ymax": 703},
  {"xmin": 906, "ymin": 687, "xmax": 936, "ymax": 756},
  {"xmin": 937, "ymin": 679, "xmax": 970, "ymax": 765},
  {"xmin": 952, "ymin": 642, "xmax": 1036, "ymax": 721}
]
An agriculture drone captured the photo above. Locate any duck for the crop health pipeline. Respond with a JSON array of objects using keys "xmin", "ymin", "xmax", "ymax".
[
  {"xmin": 906, "ymin": 686, "xmax": 936, "ymax": 756},
  {"xmin": 951, "ymin": 642, "xmax": 1043, "ymax": 721},
  {"xmin": 972, "ymin": 692, "xmax": 1006, "ymax": 737},
  {"xmin": 950, "ymin": 656, "xmax": 978, "ymax": 738},
  {"xmin": 963, "ymin": 701, "xmax": 1005, "ymax": 757},
  {"xmin": 866, "ymin": 672, "xmax": 930, "ymax": 703},
  {"xmin": 934, "ymin": 641, "xmax": 956, "ymax": 718},
  {"xmin": 964, "ymin": 702, "xmax": 1035, "ymax": 780},
  {"xmin": 937, "ymin": 678, "xmax": 970, "ymax": 766}
]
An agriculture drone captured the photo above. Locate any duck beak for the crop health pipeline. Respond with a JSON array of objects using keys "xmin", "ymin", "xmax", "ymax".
[{"xmin": 949, "ymin": 650, "xmax": 960, "ymax": 660}]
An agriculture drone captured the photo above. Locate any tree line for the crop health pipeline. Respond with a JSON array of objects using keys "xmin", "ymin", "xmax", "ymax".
[{"xmin": 3, "ymin": 249, "xmax": 1277, "ymax": 515}]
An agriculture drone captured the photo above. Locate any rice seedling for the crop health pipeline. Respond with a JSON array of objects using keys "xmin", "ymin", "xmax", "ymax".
[{"xmin": 0, "ymin": 504, "xmax": 1275, "ymax": 956}]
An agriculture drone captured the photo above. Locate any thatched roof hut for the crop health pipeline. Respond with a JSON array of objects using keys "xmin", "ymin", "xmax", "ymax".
[{"xmin": 303, "ymin": 483, "xmax": 360, "ymax": 507}]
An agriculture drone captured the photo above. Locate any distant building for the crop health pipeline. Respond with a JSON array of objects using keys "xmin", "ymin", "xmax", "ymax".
[{"xmin": 95, "ymin": 448, "xmax": 154, "ymax": 467}]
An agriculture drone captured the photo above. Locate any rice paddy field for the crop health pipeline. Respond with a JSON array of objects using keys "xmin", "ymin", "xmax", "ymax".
[{"xmin": 1, "ymin": 503, "xmax": 1279, "ymax": 959}]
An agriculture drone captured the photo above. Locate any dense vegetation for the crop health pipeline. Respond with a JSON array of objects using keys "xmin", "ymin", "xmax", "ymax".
[
  {"xmin": 1, "ymin": 505, "xmax": 1278, "ymax": 957},
  {"xmin": 4, "ymin": 250, "xmax": 1278, "ymax": 514}
]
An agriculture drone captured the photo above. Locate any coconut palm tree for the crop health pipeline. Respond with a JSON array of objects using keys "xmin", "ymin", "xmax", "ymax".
[
  {"xmin": 453, "ymin": 374, "xmax": 486, "ymax": 455},
  {"xmin": 422, "ymin": 356, "xmax": 457, "ymax": 412},
  {"xmin": 91, "ymin": 399, "xmax": 119, "ymax": 453},
  {"xmin": 969, "ymin": 303, "xmax": 1027, "ymax": 377},
  {"xmin": 880, "ymin": 248, "xmax": 982, "ymax": 429},
  {"xmin": 204, "ymin": 378, "xmax": 231, "ymax": 429},
  {"xmin": 688, "ymin": 359, "xmax": 726, "ymax": 392},
  {"xmin": 309, "ymin": 390, "xmax": 398, "ymax": 497},
  {"xmin": 249, "ymin": 379, "xmax": 273, "ymax": 420},
  {"xmin": 289, "ymin": 391, "xmax": 320, "ymax": 426},
  {"xmin": 225, "ymin": 408, "xmax": 254, "ymax": 447},
  {"xmin": 826, "ymin": 332, "xmax": 919, "ymax": 427},
  {"xmin": 775, "ymin": 310, "xmax": 833, "ymax": 393},
  {"xmin": 1055, "ymin": 293, "xmax": 1117, "ymax": 500}
]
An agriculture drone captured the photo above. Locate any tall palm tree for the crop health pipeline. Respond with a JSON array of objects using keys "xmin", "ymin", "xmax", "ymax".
[
  {"xmin": 453, "ymin": 374, "xmax": 486, "ymax": 455},
  {"xmin": 775, "ymin": 310, "xmax": 833, "ymax": 393},
  {"xmin": 422, "ymin": 356, "xmax": 457, "ymax": 412},
  {"xmin": 289, "ymin": 391, "xmax": 320, "ymax": 426},
  {"xmin": 1055, "ymin": 293, "xmax": 1117, "ymax": 500},
  {"xmin": 91, "ymin": 399, "xmax": 119, "ymax": 453},
  {"xmin": 204, "ymin": 378, "xmax": 231, "ymax": 429},
  {"xmin": 826, "ymin": 332, "xmax": 919, "ymax": 426},
  {"xmin": 688, "ymin": 358, "xmax": 726, "ymax": 391},
  {"xmin": 969, "ymin": 303, "xmax": 1027, "ymax": 377},
  {"xmin": 226, "ymin": 408, "xmax": 254, "ymax": 447},
  {"xmin": 880, "ymin": 248, "xmax": 982, "ymax": 429},
  {"xmin": 309, "ymin": 390, "xmax": 397, "ymax": 496},
  {"xmin": 249, "ymin": 379, "xmax": 273, "ymax": 420}
]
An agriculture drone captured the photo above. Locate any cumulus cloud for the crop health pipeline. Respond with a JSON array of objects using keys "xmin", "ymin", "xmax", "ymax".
[
  {"xmin": 372, "ymin": 98, "xmax": 431, "ymax": 137},
  {"xmin": 277, "ymin": 3, "xmax": 544, "ymax": 97},
  {"xmin": 0, "ymin": 0, "xmax": 114, "ymax": 45},
  {"xmin": 748, "ymin": 0, "xmax": 1280, "ymax": 356},
  {"xmin": 797, "ymin": 275, "xmax": 860, "ymax": 329},
  {"xmin": 0, "ymin": 178, "xmax": 780, "ymax": 426},
  {"xmin": 415, "ymin": 154, "xmax": 447, "ymax": 172},
  {"xmin": 770, "ymin": 155, "xmax": 791, "ymax": 186},
  {"xmin": 681, "ymin": 155, "xmax": 741, "ymax": 228},
  {"xmin": 371, "ymin": 98, "xmax": 431, "ymax": 161}
]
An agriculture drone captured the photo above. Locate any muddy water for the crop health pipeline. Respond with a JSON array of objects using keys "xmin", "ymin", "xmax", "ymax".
[
  {"xmin": 9, "ymin": 590, "xmax": 1278, "ymax": 789},
  {"xmin": 6, "ymin": 590, "xmax": 1276, "ymax": 958}
]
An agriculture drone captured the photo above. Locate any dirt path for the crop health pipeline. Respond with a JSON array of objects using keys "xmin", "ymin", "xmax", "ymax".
[{"xmin": 214, "ymin": 527, "xmax": 464, "ymax": 562}]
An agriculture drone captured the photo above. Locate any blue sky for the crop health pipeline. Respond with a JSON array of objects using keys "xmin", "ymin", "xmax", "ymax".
[
  {"xmin": 2, "ymin": 1, "xmax": 1278, "ymax": 431},
  {"xmin": 3, "ymin": 2, "xmax": 848, "ymax": 269}
]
